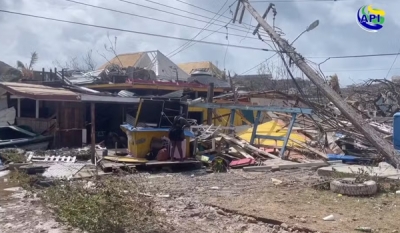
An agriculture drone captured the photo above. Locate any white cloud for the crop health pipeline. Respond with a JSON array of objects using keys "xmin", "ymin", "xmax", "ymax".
[{"xmin": 0, "ymin": 0, "xmax": 399, "ymax": 86}]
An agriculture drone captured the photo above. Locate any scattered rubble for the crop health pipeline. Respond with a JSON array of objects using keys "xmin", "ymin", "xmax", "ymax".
[{"xmin": 0, "ymin": 74, "xmax": 399, "ymax": 233}]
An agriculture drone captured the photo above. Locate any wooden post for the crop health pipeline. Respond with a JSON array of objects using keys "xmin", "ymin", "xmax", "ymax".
[
  {"xmin": 228, "ymin": 72, "xmax": 237, "ymax": 134},
  {"xmin": 35, "ymin": 100, "xmax": 39, "ymax": 118},
  {"xmin": 206, "ymin": 83, "xmax": 214, "ymax": 125},
  {"xmin": 17, "ymin": 98, "xmax": 21, "ymax": 117},
  {"xmin": 6, "ymin": 93, "xmax": 10, "ymax": 109},
  {"xmin": 42, "ymin": 68, "xmax": 45, "ymax": 81},
  {"xmin": 90, "ymin": 103, "xmax": 96, "ymax": 164},
  {"xmin": 54, "ymin": 103, "xmax": 60, "ymax": 149},
  {"xmin": 49, "ymin": 69, "xmax": 53, "ymax": 81},
  {"xmin": 54, "ymin": 68, "xmax": 57, "ymax": 82}
]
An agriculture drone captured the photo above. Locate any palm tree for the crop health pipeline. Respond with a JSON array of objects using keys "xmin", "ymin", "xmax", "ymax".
[{"xmin": 17, "ymin": 51, "xmax": 38, "ymax": 78}]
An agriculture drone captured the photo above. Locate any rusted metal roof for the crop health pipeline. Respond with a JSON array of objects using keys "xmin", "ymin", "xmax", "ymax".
[{"xmin": 0, "ymin": 82, "xmax": 81, "ymax": 101}]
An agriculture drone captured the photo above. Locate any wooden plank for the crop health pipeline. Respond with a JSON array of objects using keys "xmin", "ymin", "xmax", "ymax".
[
  {"xmin": 289, "ymin": 138, "xmax": 328, "ymax": 160},
  {"xmin": 219, "ymin": 133, "xmax": 279, "ymax": 159},
  {"xmin": 243, "ymin": 161, "xmax": 328, "ymax": 172},
  {"xmin": 230, "ymin": 145, "xmax": 254, "ymax": 159},
  {"xmin": 326, "ymin": 132, "xmax": 344, "ymax": 155}
]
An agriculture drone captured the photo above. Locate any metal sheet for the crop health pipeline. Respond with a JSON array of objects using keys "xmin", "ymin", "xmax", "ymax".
[
  {"xmin": 42, "ymin": 163, "xmax": 85, "ymax": 179},
  {"xmin": 118, "ymin": 90, "xmax": 136, "ymax": 97},
  {"xmin": 160, "ymin": 90, "xmax": 183, "ymax": 98}
]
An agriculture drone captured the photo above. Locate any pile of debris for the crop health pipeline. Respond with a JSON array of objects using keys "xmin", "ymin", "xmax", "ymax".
[{"xmin": 193, "ymin": 107, "xmax": 395, "ymax": 172}]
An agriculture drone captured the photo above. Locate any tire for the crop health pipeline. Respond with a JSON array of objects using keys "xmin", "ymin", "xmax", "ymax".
[{"xmin": 330, "ymin": 178, "xmax": 377, "ymax": 196}]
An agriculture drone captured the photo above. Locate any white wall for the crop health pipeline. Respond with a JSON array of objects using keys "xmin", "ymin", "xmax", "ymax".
[{"xmin": 156, "ymin": 51, "xmax": 189, "ymax": 81}]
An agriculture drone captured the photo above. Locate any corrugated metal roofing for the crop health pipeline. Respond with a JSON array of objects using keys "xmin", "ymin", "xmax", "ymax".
[
  {"xmin": 0, "ymin": 82, "xmax": 80, "ymax": 101},
  {"xmin": 0, "ymin": 82, "xmax": 141, "ymax": 103},
  {"xmin": 188, "ymin": 75, "xmax": 231, "ymax": 88},
  {"xmin": 160, "ymin": 90, "xmax": 183, "ymax": 98}
]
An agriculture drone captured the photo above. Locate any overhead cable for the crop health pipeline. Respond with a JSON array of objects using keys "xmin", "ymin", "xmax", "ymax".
[{"xmin": 0, "ymin": 9, "xmax": 277, "ymax": 52}]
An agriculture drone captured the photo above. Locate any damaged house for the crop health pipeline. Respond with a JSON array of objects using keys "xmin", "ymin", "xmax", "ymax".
[{"xmin": 67, "ymin": 51, "xmax": 231, "ymax": 99}]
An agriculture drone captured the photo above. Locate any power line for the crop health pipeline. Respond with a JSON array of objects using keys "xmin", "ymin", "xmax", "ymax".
[
  {"xmin": 317, "ymin": 52, "xmax": 400, "ymax": 70},
  {"xmin": 169, "ymin": 21, "xmax": 233, "ymax": 58},
  {"xmin": 324, "ymin": 67, "xmax": 400, "ymax": 72},
  {"xmin": 167, "ymin": 0, "xmax": 230, "ymax": 58},
  {"xmin": 174, "ymin": 0, "xmax": 261, "ymax": 31},
  {"xmin": 384, "ymin": 47, "xmax": 400, "ymax": 79},
  {"xmin": 63, "ymin": 0, "xmax": 261, "ymax": 41},
  {"xmin": 115, "ymin": 0, "xmax": 260, "ymax": 35},
  {"xmin": 240, "ymin": 53, "xmax": 278, "ymax": 74},
  {"xmin": 169, "ymin": 1, "xmax": 273, "ymax": 58},
  {"xmin": 317, "ymin": 52, "xmax": 400, "ymax": 59},
  {"xmin": 140, "ymin": 0, "xmax": 250, "ymax": 32},
  {"xmin": 242, "ymin": 52, "xmax": 400, "ymax": 75},
  {"xmin": 251, "ymin": 0, "xmax": 365, "ymax": 2},
  {"xmin": 3, "ymin": 9, "xmax": 397, "ymax": 63},
  {"xmin": 0, "ymin": 9, "xmax": 277, "ymax": 52}
]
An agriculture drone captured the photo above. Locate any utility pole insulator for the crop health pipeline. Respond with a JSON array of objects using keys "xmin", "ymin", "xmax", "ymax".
[
  {"xmin": 232, "ymin": 0, "xmax": 241, "ymax": 23},
  {"xmin": 252, "ymin": 3, "xmax": 274, "ymax": 35}
]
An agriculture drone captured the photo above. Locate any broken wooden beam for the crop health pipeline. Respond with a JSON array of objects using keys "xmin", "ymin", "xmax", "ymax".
[
  {"xmin": 289, "ymin": 138, "xmax": 328, "ymax": 160},
  {"xmin": 219, "ymin": 133, "xmax": 279, "ymax": 159},
  {"xmin": 243, "ymin": 161, "xmax": 328, "ymax": 172},
  {"xmin": 229, "ymin": 145, "xmax": 254, "ymax": 159}
]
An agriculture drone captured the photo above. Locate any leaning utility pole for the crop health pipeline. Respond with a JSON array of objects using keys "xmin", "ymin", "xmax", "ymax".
[{"xmin": 236, "ymin": 0, "xmax": 400, "ymax": 167}]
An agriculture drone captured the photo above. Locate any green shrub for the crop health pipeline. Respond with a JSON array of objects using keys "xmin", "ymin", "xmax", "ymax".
[{"xmin": 41, "ymin": 177, "xmax": 167, "ymax": 233}]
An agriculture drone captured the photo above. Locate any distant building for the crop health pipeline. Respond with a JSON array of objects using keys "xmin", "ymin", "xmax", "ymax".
[{"xmin": 392, "ymin": 75, "xmax": 400, "ymax": 83}]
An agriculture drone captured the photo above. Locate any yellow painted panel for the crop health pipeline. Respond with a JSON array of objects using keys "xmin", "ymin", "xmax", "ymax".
[
  {"xmin": 104, "ymin": 156, "xmax": 148, "ymax": 163},
  {"xmin": 188, "ymin": 107, "xmax": 203, "ymax": 112},
  {"xmin": 237, "ymin": 119, "xmax": 307, "ymax": 148},
  {"xmin": 189, "ymin": 108, "xmax": 243, "ymax": 126}
]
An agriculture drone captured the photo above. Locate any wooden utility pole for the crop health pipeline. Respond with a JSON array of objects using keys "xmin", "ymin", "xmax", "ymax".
[
  {"xmin": 206, "ymin": 83, "xmax": 214, "ymax": 125},
  {"xmin": 238, "ymin": 0, "xmax": 400, "ymax": 167}
]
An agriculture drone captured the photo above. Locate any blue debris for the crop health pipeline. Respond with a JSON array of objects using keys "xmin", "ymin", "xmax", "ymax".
[{"xmin": 327, "ymin": 154, "xmax": 372, "ymax": 164}]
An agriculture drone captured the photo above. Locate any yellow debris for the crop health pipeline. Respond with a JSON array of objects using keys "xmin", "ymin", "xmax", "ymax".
[{"xmin": 237, "ymin": 119, "xmax": 308, "ymax": 148}]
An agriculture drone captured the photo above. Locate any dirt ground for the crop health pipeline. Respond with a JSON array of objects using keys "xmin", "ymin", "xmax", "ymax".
[
  {"xmin": 1, "ymin": 168, "xmax": 400, "ymax": 233},
  {"xmin": 143, "ymin": 169, "xmax": 400, "ymax": 233},
  {"xmin": 0, "ymin": 176, "xmax": 81, "ymax": 233}
]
